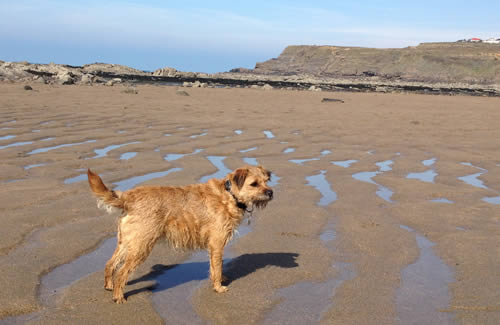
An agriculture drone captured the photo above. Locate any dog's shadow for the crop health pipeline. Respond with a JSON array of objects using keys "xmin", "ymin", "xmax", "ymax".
[{"xmin": 126, "ymin": 252, "xmax": 299, "ymax": 298}]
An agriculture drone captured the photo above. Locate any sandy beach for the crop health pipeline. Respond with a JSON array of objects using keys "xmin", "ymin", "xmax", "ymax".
[{"xmin": 0, "ymin": 83, "xmax": 499, "ymax": 324}]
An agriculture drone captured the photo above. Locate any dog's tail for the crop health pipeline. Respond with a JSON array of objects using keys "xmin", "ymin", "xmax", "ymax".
[{"xmin": 87, "ymin": 169, "xmax": 124, "ymax": 212}]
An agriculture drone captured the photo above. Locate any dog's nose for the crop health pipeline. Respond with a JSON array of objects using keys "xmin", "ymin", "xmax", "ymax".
[{"xmin": 265, "ymin": 189, "xmax": 273, "ymax": 199}]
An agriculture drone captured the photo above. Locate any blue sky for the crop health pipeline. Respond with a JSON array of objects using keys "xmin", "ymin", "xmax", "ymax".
[{"xmin": 1, "ymin": 1, "xmax": 498, "ymax": 72}]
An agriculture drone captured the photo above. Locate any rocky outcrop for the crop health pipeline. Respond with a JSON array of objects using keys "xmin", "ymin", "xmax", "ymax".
[
  {"xmin": 0, "ymin": 61, "xmax": 149, "ymax": 85},
  {"xmin": 2, "ymin": 43, "xmax": 499, "ymax": 96},
  {"xmin": 153, "ymin": 66, "xmax": 209, "ymax": 79},
  {"xmin": 81, "ymin": 63, "xmax": 147, "ymax": 76},
  {"xmin": 250, "ymin": 43, "xmax": 500, "ymax": 85}
]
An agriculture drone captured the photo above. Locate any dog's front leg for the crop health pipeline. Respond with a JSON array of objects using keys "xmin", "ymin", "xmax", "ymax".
[{"xmin": 208, "ymin": 244, "xmax": 228, "ymax": 293}]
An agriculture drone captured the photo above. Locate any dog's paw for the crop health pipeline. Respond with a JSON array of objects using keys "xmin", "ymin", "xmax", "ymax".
[
  {"xmin": 104, "ymin": 284, "xmax": 113, "ymax": 291},
  {"xmin": 214, "ymin": 285, "xmax": 228, "ymax": 293},
  {"xmin": 113, "ymin": 296, "xmax": 126, "ymax": 304}
]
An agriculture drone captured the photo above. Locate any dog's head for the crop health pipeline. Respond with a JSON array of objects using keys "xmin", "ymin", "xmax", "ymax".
[{"xmin": 226, "ymin": 165, "xmax": 273, "ymax": 208}]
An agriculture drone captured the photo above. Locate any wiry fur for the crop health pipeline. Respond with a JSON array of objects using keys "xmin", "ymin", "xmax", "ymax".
[
  {"xmin": 97, "ymin": 199, "xmax": 121, "ymax": 214},
  {"xmin": 87, "ymin": 165, "xmax": 273, "ymax": 303}
]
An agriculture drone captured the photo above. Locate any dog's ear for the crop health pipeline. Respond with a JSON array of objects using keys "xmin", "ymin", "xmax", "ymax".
[
  {"xmin": 258, "ymin": 165, "xmax": 272, "ymax": 179},
  {"xmin": 233, "ymin": 168, "xmax": 249, "ymax": 189}
]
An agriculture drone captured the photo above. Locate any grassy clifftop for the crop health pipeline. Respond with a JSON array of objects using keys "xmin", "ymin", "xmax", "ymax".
[{"xmin": 252, "ymin": 43, "xmax": 500, "ymax": 85}]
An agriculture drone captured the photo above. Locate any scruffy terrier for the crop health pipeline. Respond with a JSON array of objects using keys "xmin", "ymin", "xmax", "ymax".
[{"xmin": 87, "ymin": 165, "xmax": 273, "ymax": 303}]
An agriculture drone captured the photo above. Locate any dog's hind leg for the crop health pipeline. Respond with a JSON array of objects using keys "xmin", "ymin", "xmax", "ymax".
[
  {"xmin": 104, "ymin": 240, "xmax": 126, "ymax": 290},
  {"xmin": 104, "ymin": 218, "xmax": 125, "ymax": 290},
  {"xmin": 111, "ymin": 228, "xmax": 160, "ymax": 303}
]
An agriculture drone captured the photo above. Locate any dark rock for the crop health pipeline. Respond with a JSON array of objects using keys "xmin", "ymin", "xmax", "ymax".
[{"xmin": 321, "ymin": 98, "xmax": 344, "ymax": 103}]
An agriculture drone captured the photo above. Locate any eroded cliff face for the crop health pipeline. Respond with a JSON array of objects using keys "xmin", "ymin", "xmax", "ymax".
[{"xmin": 251, "ymin": 43, "xmax": 500, "ymax": 85}]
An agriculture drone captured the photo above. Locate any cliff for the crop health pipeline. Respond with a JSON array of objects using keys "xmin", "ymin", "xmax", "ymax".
[{"xmin": 250, "ymin": 43, "xmax": 500, "ymax": 85}]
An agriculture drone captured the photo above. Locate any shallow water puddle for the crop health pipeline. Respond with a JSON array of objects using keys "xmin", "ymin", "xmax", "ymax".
[
  {"xmin": 406, "ymin": 170, "xmax": 438, "ymax": 183},
  {"xmin": 40, "ymin": 238, "xmax": 117, "ymax": 307},
  {"xmin": 306, "ymin": 170, "xmax": 337, "ymax": 206},
  {"xmin": 430, "ymin": 198, "xmax": 454, "ymax": 204},
  {"xmin": 283, "ymin": 148, "xmax": 295, "ymax": 154},
  {"xmin": 376, "ymin": 160, "xmax": 393, "ymax": 172},
  {"xmin": 234, "ymin": 130, "xmax": 243, "ymax": 135},
  {"xmin": 376, "ymin": 186, "xmax": 394, "ymax": 203},
  {"xmin": 243, "ymin": 157, "xmax": 258, "ymax": 166},
  {"xmin": 2, "ymin": 237, "xmax": 119, "ymax": 324},
  {"xmin": 268, "ymin": 173, "xmax": 281, "ymax": 188},
  {"xmin": 263, "ymin": 130, "xmax": 275, "ymax": 139},
  {"xmin": 120, "ymin": 152, "xmax": 137, "ymax": 160},
  {"xmin": 151, "ymin": 221, "xmax": 254, "ymax": 323},
  {"xmin": 264, "ymin": 218, "xmax": 354, "ymax": 324},
  {"xmin": 289, "ymin": 149, "xmax": 331, "ymax": 165},
  {"xmin": 189, "ymin": 132, "xmax": 208, "ymax": 139},
  {"xmin": 0, "ymin": 141, "xmax": 34, "ymax": 150},
  {"xmin": 422, "ymin": 158, "xmax": 437, "ymax": 167},
  {"xmin": 458, "ymin": 162, "xmax": 488, "ymax": 189},
  {"xmin": 406, "ymin": 157, "xmax": 438, "ymax": 183},
  {"xmin": 24, "ymin": 163, "xmax": 47, "ymax": 170},
  {"xmin": 263, "ymin": 262, "xmax": 355, "ymax": 324},
  {"xmin": 114, "ymin": 168, "xmax": 183, "ymax": 191},
  {"xmin": 321, "ymin": 150, "xmax": 332, "ymax": 156},
  {"xmin": 396, "ymin": 225, "xmax": 455, "ymax": 324},
  {"xmin": 239, "ymin": 147, "xmax": 257, "ymax": 153},
  {"xmin": 0, "ymin": 135, "xmax": 16, "ymax": 141},
  {"xmin": 263, "ymin": 172, "xmax": 352, "ymax": 323},
  {"xmin": 289, "ymin": 157, "xmax": 320, "ymax": 165},
  {"xmin": 482, "ymin": 196, "xmax": 500, "ymax": 205},
  {"xmin": 150, "ymin": 251, "xmax": 211, "ymax": 324},
  {"xmin": 352, "ymin": 167, "xmax": 394, "ymax": 203},
  {"xmin": 458, "ymin": 173, "xmax": 488, "ymax": 189},
  {"xmin": 88, "ymin": 142, "xmax": 141, "ymax": 159},
  {"xmin": 320, "ymin": 220, "xmax": 337, "ymax": 242},
  {"xmin": 164, "ymin": 149, "xmax": 203, "ymax": 162},
  {"xmin": 332, "ymin": 159, "xmax": 358, "ymax": 168},
  {"xmin": 27, "ymin": 140, "xmax": 96, "ymax": 155},
  {"xmin": 37, "ymin": 228, "xmax": 254, "ymax": 324},
  {"xmin": 200, "ymin": 156, "xmax": 231, "ymax": 183},
  {"xmin": 64, "ymin": 174, "xmax": 87, "ymax": 184}
]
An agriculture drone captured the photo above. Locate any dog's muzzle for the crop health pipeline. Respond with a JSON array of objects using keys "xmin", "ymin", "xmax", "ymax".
[{"xmin": 265, "ymin": 189, "xmax": 273, "ymax": 199}]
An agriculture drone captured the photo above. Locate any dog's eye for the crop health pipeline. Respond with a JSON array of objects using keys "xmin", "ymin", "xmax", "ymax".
[{"xmin": 250, "ymin": 181, "xmax": 258, "ymax": 187}]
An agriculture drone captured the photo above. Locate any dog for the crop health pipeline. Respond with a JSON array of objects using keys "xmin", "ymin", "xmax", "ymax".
[{"xmin": 87, "ymin": 165, "xmax": 273, "ymax": 303}]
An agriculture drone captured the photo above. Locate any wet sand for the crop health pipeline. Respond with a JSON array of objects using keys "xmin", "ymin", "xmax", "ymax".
[{"xmin": 0, "ymin": 83, "xmax": 499, "ymax": 324}]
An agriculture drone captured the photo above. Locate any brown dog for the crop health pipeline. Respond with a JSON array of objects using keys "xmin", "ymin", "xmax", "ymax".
[{"xmin": 87, "ymin": 165, "xmax": 273, "ymax": 303}]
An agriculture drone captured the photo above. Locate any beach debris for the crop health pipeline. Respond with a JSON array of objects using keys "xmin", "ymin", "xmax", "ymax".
[
  {"xmin": 321, "ymin": 98, "xmax": 344, "ymax": 103},
  {"xmin": 23, "ymin": 85, "xmax": 33, "ymax": 90},
  {"xmin": 176, "ymin": 89, "xmax": 190, "ymax": 96},
  {"xmin": 121, "ymin": 87, "xmax": 138, "ymax": 94}
]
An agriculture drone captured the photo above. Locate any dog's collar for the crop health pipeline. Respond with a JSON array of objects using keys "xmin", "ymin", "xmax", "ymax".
[{"xmin": 224, "ymin": 180, "xmax": 252, "ymax": 213}]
